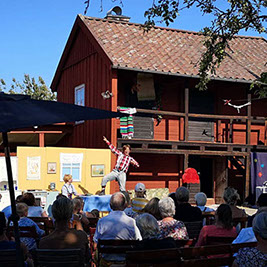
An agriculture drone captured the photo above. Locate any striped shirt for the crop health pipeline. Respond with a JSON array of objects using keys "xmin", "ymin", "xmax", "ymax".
[
  {"xmin": 132, "ymin": 197, "xmax": 149, "ymax": 213},
  {"xmin": 106, "ymin": 141, "xmax": 139, "ymax": 172}
]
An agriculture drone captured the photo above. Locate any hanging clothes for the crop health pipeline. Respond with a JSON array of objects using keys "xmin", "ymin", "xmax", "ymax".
[{"xmin": 118, "ymin": 107, "xmax": 137, "ymax": 139}]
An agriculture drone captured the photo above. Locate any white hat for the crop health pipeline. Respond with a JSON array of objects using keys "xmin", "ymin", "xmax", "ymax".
[{"xmin": 135, "ymin": 183, "xmax": 146, "ymax": 192}]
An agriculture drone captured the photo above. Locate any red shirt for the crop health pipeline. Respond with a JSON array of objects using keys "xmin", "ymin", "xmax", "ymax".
[
  {"xmin": 106, "ymin": 141, "xmax": 139, "ymax": 172},
  {"xmin": 195, "ymin": 225, "xmax": 237, "ymax": 247}
]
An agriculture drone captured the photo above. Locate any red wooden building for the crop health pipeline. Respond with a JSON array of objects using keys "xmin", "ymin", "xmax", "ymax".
[{"xmin": 51, "ymin": 12, "xmax": 267, "ymax": 203}]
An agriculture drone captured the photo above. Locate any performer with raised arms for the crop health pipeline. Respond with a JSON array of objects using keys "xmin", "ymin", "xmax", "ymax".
[{"xmin": 99, "ymin": 136, "xmax": 139, "ymax": 195}]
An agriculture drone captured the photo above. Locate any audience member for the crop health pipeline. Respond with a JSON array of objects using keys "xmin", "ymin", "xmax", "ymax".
[
  {"xmin": 174, "ymin": 186, "xmax": 202, "ymax": 222},
  {"xmin": 135, "ymin": 213, "xmax": 176, "ymax": 249},
  {"xmin": 232, "ymin": 212, "xmax": 267, "ymax": 267},
  {"xmin": 195, "ymin": 204, "xmax": 237, "ymax": 247},
  {"xmin": 39, "ymin": 197, "xmax": 90, "ymax": 264},
  {"xmin": 93, "ymin": 192, "xmax": 141, "ymax": 263},
  {"xmin": 248, "ymin": 193, "xmax": 267, "ymax": 227},
  {"xmin": 61, "ymin": 174, "xmax": 78, "ymax": 199},
  {"xmin": 86, "ymin": 209, "xmax": 99, "ymax": 218},
  {"xmin": 142, "ymin": 197, "xmax": 161, "ymax": 220},
  {"xmin": 158, "ymin": 197, "xmax": 188, "ymax": 240},
  {"xmin": 195, "ymin": 192, "xmax": 214, "ymax": 212},
  {"xmin": 2, "ymin": 194, "xmax": 23, "ymax": 219},
  {"xmin": 223, "ymin": 187, "xmax": 246, "ymax": 219},
  {"xmin": 0, "ymin": 212, "xmax": 33, "ymax": 266},
  {"xmin": 21, "ymin": 192, "xmax": 47, "ymax": 217},
  {"xmin": 131, "ymin": 183, "xmax": 149, "ymax": 213},
  {"xmin": 15, "ymin": 203, "xmax": 45, "ymax": 251},
  {"xmin": 121, "ymin": 191, "xmax": 135, "ymax": 218},
  {"xmin": 72, "ymin": 198, "xmax": 89, "ymax": 228}
]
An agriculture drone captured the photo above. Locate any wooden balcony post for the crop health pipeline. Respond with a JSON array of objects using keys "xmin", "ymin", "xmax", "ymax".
[
  {"xmin": 265, "ymin": 120, "xmax": 267, "ymax": 146},
  {"xmin": 39, "ymin": 133, "xmax": 45, "ymax": 147},
  {"xmin": 184, "ymin": 87, "xmax": 189, "ymax": 141},
  {"xmin": 246, "ymin": 94, "xmax": 251, "ymax": 145}
]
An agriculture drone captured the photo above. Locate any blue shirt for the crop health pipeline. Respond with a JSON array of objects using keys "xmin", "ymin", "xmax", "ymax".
[
  {"xmin": 2, "ymin": 205, "xmax": 12, "ymax": 219},
  {"xmin": 11, "ymin": 217, "xmax": 45, "ymax": 251}
]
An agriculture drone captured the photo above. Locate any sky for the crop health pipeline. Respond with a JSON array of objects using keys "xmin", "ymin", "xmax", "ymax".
[{"xmin": 0, "ymin": 0, "xmax": 266, "ymax": 90}]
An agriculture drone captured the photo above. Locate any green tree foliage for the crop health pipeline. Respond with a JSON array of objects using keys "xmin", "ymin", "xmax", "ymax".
[
  {"xmin": 143, "ymin": 0, "xmax": 267, "ymax": 92},
  {"xmin": 0, "ymin": 74, "xmax": 56, "ymax": 101}
]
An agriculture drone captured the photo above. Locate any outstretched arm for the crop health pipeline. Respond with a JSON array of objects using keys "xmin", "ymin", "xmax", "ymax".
[
  {"xmin": 103, "ymin": 136, "xmax": 121, "ymax": 156},
  {"xmin": 131, "ymin": 157, "xmax": 140, "ymax": 168}
]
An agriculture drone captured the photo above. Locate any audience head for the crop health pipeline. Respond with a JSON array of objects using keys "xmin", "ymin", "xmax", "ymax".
[
  {"xmin": 257, "ymin": 193, "xmax": 267, "ymax": 207},
  {"xmin": 252, "ymin": 212, "xmax": 267, "ymax": 241},
  {"xmin": 195, "ymin": 192, "xmax": 208, "ymax": 207},
  {"xmin": 175, "ymin": 186, "xmax": 189, "ymax": 203},
  {"xmin": 72, "ymin": 198, "xmax": 82, "ymax": 213},
  {"xmin": 21, "ymin": 192, "xmax": 36, "ymax": 206},
  {"xmin": 16, "ymin": 203, "xmax": 28, "ymax": 217},
  {"xmin": 159, "ymin": 197, "xmax": 176, "ymax": 219},
  {"xmin": 135, "ymin": 183, "xmax": 146, "ymax": 198},
  {"xmin": 56, "ymin": 193, "xmax": 67, "ymax": 200},
  {"xmin": 223, "ymin": 187, "xmax": 240, "ymax": 205},
  {"xmin": 110, "ymin": 192, "xmax": 126, "ymax": 211},
  {"xmin": 15, "ymin": 195, "xmax": 23, "ymax": 203},
  {"xmin": 121, "ymin": 191, "xmax": 131, "ymax": 207},
  {"xmin": 136, "ymin": 213, "xmax": 160, "ymax": 239},
  {"xmin": 52, "ymin": 197, "xmax": 73, "ymax": 222},
  {"xmin": 91, "ymin": 209, "xmax": 99, "ymax": 218},
  {"xmin": 63, "ymin": 174, "xmax": 73, "ymax": 184},
  {"xmin": 142, "ymin": 197, "xmax": 161, "ymax": 220},
  {"xmin": 216, "ymin": 204, "xmax": 232, "ymax": 229}
]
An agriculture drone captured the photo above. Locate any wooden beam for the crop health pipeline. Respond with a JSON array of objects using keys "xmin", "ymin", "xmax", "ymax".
[
  {"xmin": 245, "ymin": 151, "xmax": 251, "ymax": 199},
  {"xmin": 131, "ymin": 148, "xmax": 249, "ymax": 157},
  {"xmin": 265, "ymin": 120, "xmax": 267, "ymax": 146},
  {"xmin": 184, "ymin": 87, "xmax": 189, "ymax": 142},
  {"xmin": 246, "ymin": 94, "xmax": 252, "ymax": 145},
  {"xmin": 39, "ymin": 133, "xmax": 45, "ymax": 147},
  {"xmin": 229, "ymin": 119, "xmax": 233, "ymax": 143},
  {"xmin": 184, "ymin": 154, "xmax": 189, "ymax": 171}
]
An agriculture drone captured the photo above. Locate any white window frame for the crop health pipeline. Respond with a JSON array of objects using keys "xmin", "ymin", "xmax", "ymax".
[
  {"xmin": 74, "ymin": 84, "xmax": 85, "ymax": 124},
  {"xmin": 60, "ymin": 153, "xmax": 83, "ymax": 182}
]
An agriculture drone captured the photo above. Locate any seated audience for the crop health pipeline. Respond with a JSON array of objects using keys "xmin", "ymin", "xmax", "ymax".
[
  {"xmin": 223, "ymin": 187, "xmax": 246, "ymax": 219},
  {"xmin": 195, "ymin": 204, "xmax": 237, "ymax": 247},
  {"xmin": 142, "ymin": 197, "xmax": 161, "ymax": 220},
  {"xmin": 195, "ymin": 192, "xmax": 214, "ymax": 212},
  {"xmin": 131, "ymin": 183, "xmax": 149, "ymax": 214},
  {"xmin": 248, "ymin": 193, "xmax": 267, "ymax": 227},
  {"xmin": 72, "ymin": 198, "xmax": 89, "ymax": 227},
  {"xmin": 86, "ymin": 209, "xmax": 99, "ymax": 218},
  {"xmin": 39, "ymin": 197, "xmax": 90, "ymax": 264},
  {"xmin": 15, "ymin": 203, "xmax": 45, "ymax": 251},
  {"xmin": 2, "ymin": 195, "xmax": 23, "ymax": 219},
  {"xmin": 93, "ymin": 192, "xmax": 141, "ymax": 262},
  {"xmin": 0, "ymin": 212, "xmax": 33, "ymax": 266},
  {"xmin": 121, "ymin": 191, "xmax": 136, "ymax": 218},
  {"xmin": 158, "ymin": 197, "xmax": 188, "ymax": 240},
  {"xmin": 174, "ymin": 186, "xmax": 202, "ymax": 222},
  {"xmin": 21, "ymin": 193, "xmax": 47, "ymax": 217},
  {"xmin": 135, "ymin": 213, "xmax": 176, "ymax": 249},
  {"xmin": 232, "ymin": 212, "xmax": 267, "ymax": 267}
]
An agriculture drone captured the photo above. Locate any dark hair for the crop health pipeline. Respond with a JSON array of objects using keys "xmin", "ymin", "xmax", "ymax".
[
  {"xmin": 142, "ymin": 197, "xmax": 161, "ymax": 220},
  {"xmin": 122, "ymin": 145, "xmax": 131, "ymax": 153},
  {"xmin": 91, "ymin": 209, "xmax": 99, "ymax": 218},
  {"xmin": 257, "ymin": 193, "xmax": 267, "ymax": 207},
  {"xmin": 56, "ymin": 193, "xmax": 67, "ymax": 200},
  {"xmin": 52, "ymin": 197, "xmax": 73, "ymax": 222},
  {"xmin": 216, "ymin": 204, "xmax": 233, "ymax": 230},
  {"xmin": 16, "ymin": 195, "xmax": 23, "ymax": 203},
  {"xmin": 21, "ymin": 192, "xmax": 35, "ymax": 206}
]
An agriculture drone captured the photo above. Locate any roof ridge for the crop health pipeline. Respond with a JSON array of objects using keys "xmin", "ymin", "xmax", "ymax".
[{"xmin": 81, "ymin": 14, "xmax": 267, "ymax": 41}]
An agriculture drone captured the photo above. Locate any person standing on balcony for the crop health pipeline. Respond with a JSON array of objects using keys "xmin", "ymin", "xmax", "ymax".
[{"xmin": 99, "ymin": 136, "xmax": 139, "ymax": 195}]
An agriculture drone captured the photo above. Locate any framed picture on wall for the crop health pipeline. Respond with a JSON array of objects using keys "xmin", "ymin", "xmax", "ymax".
[
  {"xmin": 91, "ymin": 164, "xmax": 105, "ymax": 177},
  {"xmin": 47, "ymin": 162, "xmax": 57, "ymax": 174}
]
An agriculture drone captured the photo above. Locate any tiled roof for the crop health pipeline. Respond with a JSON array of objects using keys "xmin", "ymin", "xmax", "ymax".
[{"xmin": 81, "ymin": 15, "xmax": 267, "ymax": 82}]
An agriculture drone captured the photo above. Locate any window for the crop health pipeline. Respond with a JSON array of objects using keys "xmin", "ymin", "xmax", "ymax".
[
  {"xmin": 75, "ymin": 84, "xmax": 85, "ymax": 124},
  {"xmin": 60, "ymin": 153, "xmax": 83, "ymax": 182},
  {"xmin": 75, "ymin": 84, "xmax": 85, "ymax": 106}
]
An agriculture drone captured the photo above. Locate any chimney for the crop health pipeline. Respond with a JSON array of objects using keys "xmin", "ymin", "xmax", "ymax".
[{"xmin": 105, "ymin": 6, "xmax": 130, "ymax": 22}]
